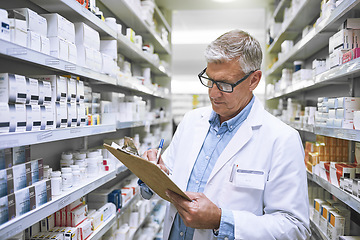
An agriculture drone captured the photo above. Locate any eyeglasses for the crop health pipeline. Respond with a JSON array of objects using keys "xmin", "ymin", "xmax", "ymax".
[{"xmin": 198, "ymin": 67, "xmax": 256, "ymax": 93}]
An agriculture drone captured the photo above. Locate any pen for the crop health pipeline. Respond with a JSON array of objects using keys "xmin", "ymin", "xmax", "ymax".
[
  {"xmin": 156, "ymin": 139, "xmax": 164, "ymax": 163},
  {"xmin": 229, "ymin": 164, "xmax": 237, "ymax": 182}
]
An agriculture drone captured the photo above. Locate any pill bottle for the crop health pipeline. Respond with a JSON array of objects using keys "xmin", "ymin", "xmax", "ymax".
[
  {"xmin": 51, "ymin": 171, "xmax": 62, "ymax": 196},
  {"xmin": 61, "ymin": 167, "xmax": 73, "ymax": 190},
  {"xmin": 86, "ymin": 157, "xmax": 98, "ymax": 178}
]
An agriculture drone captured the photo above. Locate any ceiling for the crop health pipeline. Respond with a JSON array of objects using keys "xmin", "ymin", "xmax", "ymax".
[
  {"xmin": 156, "ymin": 0, "xmax": 275, "ymax": 10},
  {"xmin": 155, "ymin": 0, "xmax": 274, "ymax": 95}
]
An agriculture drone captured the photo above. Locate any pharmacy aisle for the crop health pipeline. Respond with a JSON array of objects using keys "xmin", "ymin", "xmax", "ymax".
[
  {"xmin": 266, "ymin": 0, "xmax": 360, "ymax": 239},
  {"xmin": 0, "ymin": 0, "xmax": 172, "ymax": 239}
]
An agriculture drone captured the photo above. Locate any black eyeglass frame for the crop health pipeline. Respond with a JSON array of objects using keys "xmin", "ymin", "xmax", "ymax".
[{"xmin": 198, "ymin": 67, "xmax": 257, "ymax": 93}]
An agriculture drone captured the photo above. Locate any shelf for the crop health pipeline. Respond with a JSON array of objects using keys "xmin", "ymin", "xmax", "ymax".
[
  {"xmin": 314, "ymin": 126, "xmax": 360, "ymax": 141},
  {"xmin": 0, "ymin": 39, "xmax": 117, "ymax": 85},
  {"xmin": 272, "ymin": 0, "xmax": 291, "ymax": 22},
  {"xmin": 117, "ymin": 118, "xmax": 171, "ymax": 130},
  {"xmin": 307, "ymin": 171, "xmax": 360, "ymax": 214},
  {"xmin": 268, "ymin": 0, "xmax": 322, "ymax": 54},
  {"xmin": 0, "ymin": 124, "xmax": 116, "ymax": 148},
  {"xmin": 0, "ymin": 170, "xmax": 117, "ymax": 239},
  {"xmin": 99, "ymin": 0, "xmax": 171, "ymax": 55},
  {"xmin": 117, "ymin": 34, "xmax": 171, "ymax": 77},
  {"xmin": 266, "ymin": 0, "xmax": 360, "ymax": 78},
  {"xmin": 154, "ymin": 5, "xmax": 171, "ymax": 33},
  {"xmin": 29, "ymin": 0, "xmax": 117, "ymax": 38},
  {"xmin": 89, "ymin": 214, "xmax": 117, "ymax": 240},
  {"xmin": 267, "ymin": 56, "xmax": 360, "ymax": 100}
]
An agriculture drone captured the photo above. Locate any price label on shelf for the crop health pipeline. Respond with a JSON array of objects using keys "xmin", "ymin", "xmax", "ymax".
[
  {"xmin": 65, "ymin": 65, "xmax": 76, "ymax": 71},
  {"xmin": 7, "ymin": 48, "xmax": 27, "ymax": 55},
  {"xmin": 37, "ymin": 131, "xmax": 53, "ymax": 141},
  {"xmin": 45, "ymin": 59, "xmax": 60, "ymax": 66}
]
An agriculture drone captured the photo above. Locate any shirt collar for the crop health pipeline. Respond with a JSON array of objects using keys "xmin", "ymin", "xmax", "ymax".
[{"xmin": 209, "ymin": 95, "xmax": 255, "ymax": 132}]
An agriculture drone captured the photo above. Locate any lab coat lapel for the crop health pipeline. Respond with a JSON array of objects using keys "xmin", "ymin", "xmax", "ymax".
[
  {"xmin": 181, "ymin": 109, "xmax": 211, "ymax": 186},
  {"xmin": 207, "ymin": 98, "xmax": 264, "ymax": 183}
]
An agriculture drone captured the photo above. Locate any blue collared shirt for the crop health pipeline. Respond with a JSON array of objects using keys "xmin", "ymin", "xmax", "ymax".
[{"xmin": 169, "ymin": 96, "xmax": 255, "ymax": 240}]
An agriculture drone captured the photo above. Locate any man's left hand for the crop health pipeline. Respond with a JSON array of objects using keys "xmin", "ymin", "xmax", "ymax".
[{"xmin": 166, "ymin": 190, "xmax": 221, "ymax": 229}]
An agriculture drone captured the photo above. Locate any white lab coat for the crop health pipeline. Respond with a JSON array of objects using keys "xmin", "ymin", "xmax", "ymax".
[{"xmin": 161, "ymin": 97, "xmax": 310, "ymax": 240}]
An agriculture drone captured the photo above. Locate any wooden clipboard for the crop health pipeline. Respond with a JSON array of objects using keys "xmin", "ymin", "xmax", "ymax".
[{"xmin": 104, "ymin": 143, "xmax": 191, "ymax": 202}]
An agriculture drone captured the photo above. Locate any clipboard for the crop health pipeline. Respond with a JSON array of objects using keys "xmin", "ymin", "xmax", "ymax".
[{"xmin": 104, "ymin": 143, "xmax": 191, "ymax": 202}]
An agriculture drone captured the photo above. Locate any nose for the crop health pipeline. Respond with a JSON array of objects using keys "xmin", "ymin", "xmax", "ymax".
[{"xmin": 209, "ymin": 83, "xmax": 223, "ymax": 98}]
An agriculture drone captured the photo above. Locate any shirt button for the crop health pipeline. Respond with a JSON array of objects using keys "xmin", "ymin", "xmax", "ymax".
[
  {"xmin": 224, "ymin": 237, "xmax": 229, "ymax": 240},
  {"xmin": 230, "ymin": 125, "xmax": 233, "ymax": 129},
  {"xmin": 196, "ymin": 180, "xmax": 199, "ymax": 184},
  {"xmin": 180, "ymin": 232, "xmax": 184, "ymax": 236},
  {"xmin": 217, "ymin": 134, "xmax": 220, "ymax": 138},
  {"xmin": 205, "ymin": 156, "xmax": 210, "ymax": 160}
]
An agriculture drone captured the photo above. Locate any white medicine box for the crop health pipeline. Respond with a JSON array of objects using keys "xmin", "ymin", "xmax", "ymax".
[
  {"xmin": 9, "ymin": 19, "xmax": 27, "ymax": 47},
  {"xmin": 0, "ymin": 103, "xmax": 10, "ymax": 133},
  {"xmin": 26, "ymin": 104, "xmax": 41, "ymax": 131},
  {"xmin": 0, "ymin": 73, "xmax": 27, "ymax": 104},
  {"xmin": 67, "ymin": 78, "xmax": 77, "ymax": 103},
  {"xmin": 49, "ymin": 36, "xmax": 68, "ymax": 61},
  {"xmin": 40, "ymin": 35, "xmax": 50, "ymax": 55},
  {"xmin": 68, "ymin": 42, "xmax": 77, "ymax": 64},
  {"xmin": 26, "ymin": 77, "xmax": 39, "ymax": 105},
  {"xmin": 100, "ymin": 40, "xmax": 117, "ymax": 61},
  {"xmin": 27, "ymin": 31, "xmax": 41, "ymax": 52},
  {"xmin": 9, "ymin": 103, "xmax": 26, "ymax": 132},
  {"xmin": 40, "ymin": 105, "xmax": 54, "ymax": 130},
  {"xmin": 38, "ymin": 80, "xmax": 52, "ymax": 105},
  {"xmin": 67, "ymin": 102, "xmax": 77, "ymax": 127},
  {"xmin": 0, "ymin": 10, "xmax": 10, "ymax": 42},
  {"xmin": 14, "ymin": 8, "xmax": 47, "ymax": 37},
  {"xmin": 33, "ymin": 75, "xmax": 67, "ymax": 103},
  {"xmin": 74, "ymin": 22, "xmax": 100, "ymax": 51},
  {"xmin": 77, "ymin": 103, "xmax": 86, "ymax": 126},
  {"xmin": 55, "ymin": 102, "xmax": 67, "ymax": 128},
  {"xmin": 41, "ymin": 13, "xmax": 75, "ymax": 43},
  {"xmin": 77, "ymin": 80, "xmax": 84, "ymax": 103}
]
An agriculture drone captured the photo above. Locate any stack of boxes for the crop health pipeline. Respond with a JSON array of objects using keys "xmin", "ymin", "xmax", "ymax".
[
  {"xmin": 0, "ymin": 146, "xmax": 50, "ymax": 225},
  {"xmin": 25, "ymin": 197, "xmax": 116, "ymax": 240},
  {"xmin": 315, "ymin": 97, "xmax": 360, "ymax": 129}
]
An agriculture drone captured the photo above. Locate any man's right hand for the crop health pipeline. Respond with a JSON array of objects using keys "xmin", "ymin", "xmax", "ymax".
[{"xmin": 142, "ymin": 149, "xmax": 169, "ymax": 175}]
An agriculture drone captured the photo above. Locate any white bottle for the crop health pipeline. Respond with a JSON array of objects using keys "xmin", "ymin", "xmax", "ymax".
[
  {"xmin": 70, "ymin": 165, "xmax": 81, "ymax": 186},
  {"xmin": 61, "ymin": 167, "xmax": 73, "ymax": 190},
  {"xmin": 50, "ymin": 171, "xmax": 62, "ymax": 196}
]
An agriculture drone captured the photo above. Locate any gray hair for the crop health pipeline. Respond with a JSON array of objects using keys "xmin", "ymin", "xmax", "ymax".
[{"xmin": 204, "ymin": 30, "xmax": 262, "ymax": 74}]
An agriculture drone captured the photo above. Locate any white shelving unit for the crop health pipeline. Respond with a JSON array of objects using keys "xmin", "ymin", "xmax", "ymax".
[
  {"xmin": 0, "ymin": 170, "xmax": 117, "ymax": 239},
  {"xmin": 0, "ymin": 125, "xmax": 116, "ymax": 149},
  {"xmin": 99, "ymin": 0, "xmax": 171, "ymax": 55},
  {"xmin": 0, "ymin": 0, "xmax": 172, "ymax": 238},
  {"xmin": 266, "ymin": 0, "xmax": 360, "ymax": 237}
]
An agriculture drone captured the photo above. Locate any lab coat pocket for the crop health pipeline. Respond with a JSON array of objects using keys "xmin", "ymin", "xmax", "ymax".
[{"xmin": 234, "ymin": 169, "xmax": 265, "ymax": 190}]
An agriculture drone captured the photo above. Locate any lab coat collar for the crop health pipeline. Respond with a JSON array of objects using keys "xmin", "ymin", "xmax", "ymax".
[{"xmin": 206, "ymin": 96, "xmax": 264, "ymax": 184}]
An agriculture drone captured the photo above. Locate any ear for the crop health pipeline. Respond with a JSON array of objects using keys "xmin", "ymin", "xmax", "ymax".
[{"xmin": 249, "ymin": 70, "xmax": 262, "ymax": 91}]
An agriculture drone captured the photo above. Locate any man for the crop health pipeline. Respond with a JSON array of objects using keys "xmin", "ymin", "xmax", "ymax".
[{"xmin": 142, "ymin": 30, "xmax": 310, "ymax": 239}]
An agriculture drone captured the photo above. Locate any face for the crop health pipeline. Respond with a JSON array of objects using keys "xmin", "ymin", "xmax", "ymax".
[{"xmin": 206, "ymin": 60, "xmax": 260, "ymax": 123}]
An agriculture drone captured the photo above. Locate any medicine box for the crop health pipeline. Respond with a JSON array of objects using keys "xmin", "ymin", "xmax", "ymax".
[
  {"xmin": 70, "ymin": 204, "xmax": 87, "ymax": 227},
  {"xmin": 76, "ymin": 44, "xmax": 94, "ymax": 69},
  {"xmin": 0, "ymin": 73, "xmax": 27, "ymax": 104},
  {"xmin": 55, "ymin": 102, "xmax": 67, "ymax": 128},
  {"xmin": 0, "ymin": 169, "xmax": 7, "ymax": 198},
  {"xmin": 0, "ymin": 103, "xmax": 10, "ymax": 133},
  {"xmin": 329, "ymin": 29, "xmax": 353, "ymax": 53},
  {"xmin": 0, "ymin": 13, "xmax": 10, "ymax": 42},
  {"xmin": 337, "ymin": 97, "xmax": 360, "ymax": 109},
  {"xmin": 40, "ymin": 105, "xmax": 54, "ymax": 130},
  {"xmin": 9, "ymin": 19, "xmax": 27, "ymax": 47},
  {"xmin": 76, "ymin": 80, "xmax": 84, "ymax": 103},
  {"xmin": 68, "ymin": 42, "xmax": 77, "ymax": 64},
  {"xmin": 41, "ymin": 13, "xmax": 75, "ymax": 43},
  {"xmin": 67, "ymin": 78, "xmax": 77, "ymax": 103},
  {"xmin": 33, "ymin": 75, "xmax": 67, "ymax": 103},
  {"xmin": 14, "ymin": 186, "xmax": 35, "ymax": 216},
  {"xmin": 27, "ymin": 31, "xmax": 41, "ymax": 52},
  {"xmin": 0, "ymin": 194, "xmax": 15, "ymax": 224},
  {"xmin": 12, "ymin": 145, "xmax": 30, "ymax": 165},
  {"xmin": 100, "ymin": 40, "xmax": 117, "ymax": 61},
  {"xmin": 313, "ymin": 199, "xmax": 326, "ymax": 226},
  {"xmin": 38, "ymin": 80, "xmax": 52, "ymax": 105},
  {"xmin": 26, "ymin": 77, "xmax": 39, "ymax": 105},
  {"xmin": 342, "ymin": 18, "xmax": 360, "ymax": 29},
  {"xmin": 66, "ymin": 197, "xmax": 85, "ymax": 212},
  {"xmin": 327, "ymin": 210, "xmax": 345, "ymax": 240},
  {"xmin": 13, "ymin": 163, "xmax": 30, "ymax": 191},
  {"xmin": 98, "ymin": 202, "xmax": 116, "ymax": 222},
  {"xmin": 74, "ymin": 22, "xmax": 100, "ymax": 51},
  {"xmin": 63, "ymin": 227, "xmax": 78, "ymax": 240},
  {"xmin": 14, "ymin": 8, "xmax": 47, "ymax": 37},
  {"xmin": 77, "ymin": 219, "xmax": 93, "ymax": 240},
  {"xmin": 77, "ymin": 103, "xmax": 86, "ymax": 126},
  {"xmin": 342, "ymin": 48, "xmax": 360, "ymax": 64},
  {"xmin": 49, "ymin": 36, "xmax": 69, "ymax": 61},
  {"xmin": 93, "ymin": 49, "xmax": 102, "ymax": 72},
  {"xmin": 88, "ymin": 210, "xmax": 102, "ymax": 230},
  {"xmin": 40, "ymin": 35, "xmax": 50, "ymax": 55},
  {"xmin": 26, "ymin": 104, "xmax": 41, "ymax": 131},
  {"xmin": 40, "ymin": 213, "xmax": 55, "ymax": 232},
  {"xmin": 320, "ymin": 205, "xmax": 335, "ymax": 233}
]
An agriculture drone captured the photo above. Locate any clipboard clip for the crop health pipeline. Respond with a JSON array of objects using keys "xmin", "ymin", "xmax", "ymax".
[{"xmin": 122, "ymin": 137, "xmax": 140, "ymax": 156}]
